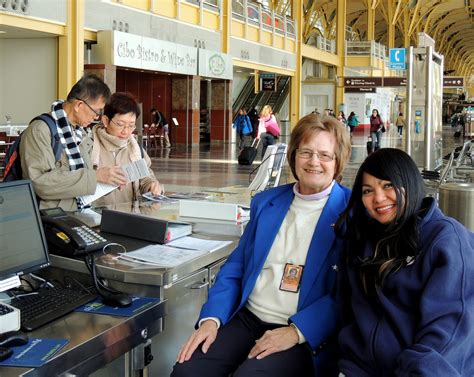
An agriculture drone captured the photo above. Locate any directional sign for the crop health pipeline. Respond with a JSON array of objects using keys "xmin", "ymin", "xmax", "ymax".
[
  {"xmin": 344, "ymin": 77, "xmax": 383, "ymax": 87},
  {"xmin": 344, "ymin": 87, "xmax": 376, "ymax": 93},
  {"xmin": 443, "ymin": 77, "xmax": 464, "ymax": 87},
  {"xmin": 389, "ymin": 48, "xmax": 406, "ymax": 70},
  {"xmin": 383, "ymin": 77, "xmax": 407, "ymax": 87}
]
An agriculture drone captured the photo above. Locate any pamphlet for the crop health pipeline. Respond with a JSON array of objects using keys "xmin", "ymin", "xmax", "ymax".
[{"xmin": 79, "ymin": 159, "xmax": 150, "ymax": 205}]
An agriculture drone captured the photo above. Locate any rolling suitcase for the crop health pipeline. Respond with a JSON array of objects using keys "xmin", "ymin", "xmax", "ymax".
[
  {"xmin": 366, "ymin": 138, "xmax": 379, "ymax": 155},
  {"xmin": 238, "ymin": 138, "xmax": 259, "ymax": 165}
]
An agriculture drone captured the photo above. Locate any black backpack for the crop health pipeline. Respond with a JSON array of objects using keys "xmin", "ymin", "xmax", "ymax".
[{"xmin": 3, "ymin": 113, "xmax": 63, "ymax": 181}]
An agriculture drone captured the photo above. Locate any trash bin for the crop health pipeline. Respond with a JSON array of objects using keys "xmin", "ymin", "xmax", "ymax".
[{"xmin": 438, "ymin": 182, "xmax": 474, "ymax": 231}]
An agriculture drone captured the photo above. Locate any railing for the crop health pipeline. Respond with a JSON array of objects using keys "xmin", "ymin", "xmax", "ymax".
[
  {"xmin": 231, "ymin": 0, "xmax": 296, "ymax": 39},
  {"xmin": 346, "ymin": 41, "xmax": 387, "ymax": 60},
  {"xmin": 184, "ymin": 0, "xmax": 219, "ymax": 11},
  {"xmin": 316, "ymin": 36, "xmax": 336, "ymax": 53}
]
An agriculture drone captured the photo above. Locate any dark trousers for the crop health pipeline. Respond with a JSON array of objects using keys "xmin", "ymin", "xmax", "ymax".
[
  {"xmin": 171, "ymin": 308, "xmax": 315, "ymax": 377},
  {"xmin": 260, "ymin": 133, "xmax": 276, "ymax": 159}
]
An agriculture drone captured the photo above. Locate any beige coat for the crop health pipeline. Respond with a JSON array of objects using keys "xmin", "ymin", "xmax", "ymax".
[
  {"xmin": 20, "ymin": 119, "xmax": 97, "ymax": 211},
  {"xmin": 396, "ymin": 115, "xmax": 407, "ymax": 127},
  {"xmin": 90, "ymin": 131, "xmax": 158, "ymax": 207}
]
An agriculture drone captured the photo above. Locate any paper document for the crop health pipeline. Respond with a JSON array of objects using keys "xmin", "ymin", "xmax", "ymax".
[
  {"xmin": 167, "ymin": 192, "xmax": 212, "ymax": 200},
  {"xmin": 118, "ymin": 244, "xmax": 208, "ymax": 267},
  {"xmin": 142, "ymin": 192, "xmax": 179, "ymax": 204},
  {"xmin": 79, "ymin": 159, "xmax": 150, "ymax": 205},
  {"xmin": 167, "ymin": 236, "xmax": 233, "ymax": 252}
]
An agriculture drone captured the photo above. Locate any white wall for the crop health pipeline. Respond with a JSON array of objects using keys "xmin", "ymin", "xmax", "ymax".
[
  {"xmin": 344, "ymin": 88, "xmax": 394, "ymax": 124},
  {"xmin": 301, "ymin": 83, "xmax": 335, "ymax": 116},
  {"xmin": 232, "ymin": 71, "xmax": 250, "ymax": 104},
  {"xmin": 0, "ymin": 38, "xmax": 57, "ymax": 125}
]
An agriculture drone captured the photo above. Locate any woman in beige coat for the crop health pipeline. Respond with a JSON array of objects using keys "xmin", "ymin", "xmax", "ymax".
[{"xmin": 90, "ymin": 92, "xmax": 163, "ymax": 207}]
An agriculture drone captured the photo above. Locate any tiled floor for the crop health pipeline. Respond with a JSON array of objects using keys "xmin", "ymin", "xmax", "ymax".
[{"xmin": 148, "ymin": 124, "xmax": 462, "ymax": 192}]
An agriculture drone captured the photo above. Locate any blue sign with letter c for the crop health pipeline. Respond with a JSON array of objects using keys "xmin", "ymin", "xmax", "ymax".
[{"xmin": 389, "ymin": 48, "xmax": 406, "ymax": 70}]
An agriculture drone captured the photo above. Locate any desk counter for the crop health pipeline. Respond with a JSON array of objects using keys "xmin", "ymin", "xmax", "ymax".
[{"xmin": 0, "ymin": 299, "xmax": 165, "ymax": 377}]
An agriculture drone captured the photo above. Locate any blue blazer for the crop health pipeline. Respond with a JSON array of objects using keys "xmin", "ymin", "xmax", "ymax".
[{"xmin": 199, "ymin": 183, "xmax": 351, "ymax": 371}]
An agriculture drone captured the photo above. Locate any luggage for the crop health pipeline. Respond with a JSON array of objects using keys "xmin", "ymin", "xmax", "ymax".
[
  {"xmin": 238, "ymin": 139, "xmax": 259, "ymax": 165},
  {"xmin": 454, "ymin": 131, "xmax": 462, "ymax": 138},
  {"xmin": 366, "ymin": 139, "xmax": 379, "ymax": 155}
]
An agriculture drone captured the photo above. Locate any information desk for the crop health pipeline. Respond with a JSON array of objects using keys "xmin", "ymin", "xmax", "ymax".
[
  {"xmin": 0, "ymin": 299, "xmax": 166, "ymax": 377},
  {"xmin": 42, "ymin": 198, "xmax": 244, "ymax": 376}
]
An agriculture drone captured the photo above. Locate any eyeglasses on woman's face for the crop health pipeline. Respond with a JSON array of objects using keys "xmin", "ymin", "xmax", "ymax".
[
  {"xmin": 109, "ymin": 118, "xmax": 137, "ymax": 131},
  {"xmin": 296, "ymin": 148, "xmax": 336, "ymax": 162}
]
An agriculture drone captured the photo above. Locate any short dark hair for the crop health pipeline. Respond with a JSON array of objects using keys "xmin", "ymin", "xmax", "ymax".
[
  {"xmin": 287, "ymin": 113, "xmax": 351, "ymax": 181},
  {"xmin": 66, "ymin": 74, "xmax": 111, "ymax": 103},
  {"xmin": 104, "ymin": 92, "xmax": 140, "ymax": 119}
]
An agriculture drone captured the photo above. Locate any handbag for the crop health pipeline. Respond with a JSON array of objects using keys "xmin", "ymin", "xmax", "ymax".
[
  {"xmin": 381, "ymin": 125, "xmax": 386, "ymax": 133},
  {"xmin": 265, "ymin": 116, "xmax": 281, "ymax": 137}
]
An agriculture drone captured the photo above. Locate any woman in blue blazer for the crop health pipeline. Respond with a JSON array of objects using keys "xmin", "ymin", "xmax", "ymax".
[{"xmin": 173, "ymin": 114, "xmax": 352, "ymax": 377}]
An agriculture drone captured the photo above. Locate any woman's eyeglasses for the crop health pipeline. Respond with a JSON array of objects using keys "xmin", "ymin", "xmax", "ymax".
[
  {"xmin": 110, "ymin": 118, "xmax": 137, "ymax": 131},
  {"xmin": 296, "ymin": 149, "xmax": 335, "ymax": 162},
  {"xmin": 76, "ymin": 97, "xmax": 103, "ymax": 118}
]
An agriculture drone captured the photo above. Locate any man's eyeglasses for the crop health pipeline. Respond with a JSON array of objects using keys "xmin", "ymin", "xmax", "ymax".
[
  {"xmin": 76, "ymin": 98, "xmax": 103, "ymax": 118},
  {"xmin": 110, "ymin": 118, "xmax": 137, "ymax": 131},
  {"xmin": 296, "ymin": 149, "xmax": 336, "ymax": 162}
]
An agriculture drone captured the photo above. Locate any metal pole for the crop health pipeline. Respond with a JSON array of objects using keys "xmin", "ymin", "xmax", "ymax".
[
  {"xmin": 406, "ymin": 46, "xmax": 413, "ymax": 155},
  {"xmin": 186, "ymin": 76, "xmax": 189, "ymax": 147},
  {"xmin": 425, "ymin": 46, "xmax": 433, "ymax": 170}
]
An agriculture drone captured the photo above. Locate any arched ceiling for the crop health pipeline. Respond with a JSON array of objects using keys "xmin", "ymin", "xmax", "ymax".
[{"xmin": 267, "ymin": 0, "xmax": 473, "ymax": 79}]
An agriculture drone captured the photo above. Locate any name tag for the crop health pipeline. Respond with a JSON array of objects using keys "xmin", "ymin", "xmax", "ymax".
[{"xmin": 279, "ymin": 263, "xmax": 304, "ymax": 293}]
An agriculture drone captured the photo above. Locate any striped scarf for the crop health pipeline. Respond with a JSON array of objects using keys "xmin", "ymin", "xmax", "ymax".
[{"xmin": 50, "ymin": 100, "xmax": 87, "ymax": 209}]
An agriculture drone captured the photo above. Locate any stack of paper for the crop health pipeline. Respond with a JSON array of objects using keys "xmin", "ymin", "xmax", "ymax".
[{"xmin": 118, "ymin": 244, "xmax": 207, "ymax": 268}]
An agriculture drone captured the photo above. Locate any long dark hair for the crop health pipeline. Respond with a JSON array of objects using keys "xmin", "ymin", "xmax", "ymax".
[{"xmin": 335, "ymin": 148, "xmax": 426, "ymax": 295}]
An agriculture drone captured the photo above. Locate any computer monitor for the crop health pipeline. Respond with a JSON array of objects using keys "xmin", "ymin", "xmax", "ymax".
[{"xmin": 0, "ymin": 180, "xmax": 50, "ymax": 282}]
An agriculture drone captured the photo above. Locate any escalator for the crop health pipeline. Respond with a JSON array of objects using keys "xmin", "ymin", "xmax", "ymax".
[{"xmin": 232, "ymin": 76, "xmax": 290, "ymax": 121}]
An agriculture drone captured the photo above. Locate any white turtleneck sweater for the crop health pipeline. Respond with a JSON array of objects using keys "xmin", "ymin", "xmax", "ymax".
[{"xmin": 245, "ymin": 194, "xmax": 329, "ymax": 328}]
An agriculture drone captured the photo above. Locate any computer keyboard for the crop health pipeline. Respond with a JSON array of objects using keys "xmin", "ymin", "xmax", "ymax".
[{"xmin": 10, "ymin": 287, "xmax": 97, "ymax": 331}]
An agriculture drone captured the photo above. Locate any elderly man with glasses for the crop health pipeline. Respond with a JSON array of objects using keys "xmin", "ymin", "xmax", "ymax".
[{"xmin": 19, "ymin": 74, "xmax": 127, "ymax": 211}]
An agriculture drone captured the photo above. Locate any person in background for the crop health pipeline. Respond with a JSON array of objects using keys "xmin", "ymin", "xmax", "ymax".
[
  {"xmin": 20, "ymin": 74, "xmax": 127, "ymax": 211},
  {"xmin": 247, "ymin": 106, "xmax": 260, "ymax": 139},
  {"xmin": 90, "ymin": 92, "xmax": 163, "ymax": 206},
  {"xmin": 151, "ymin": 108, "xmax": 171, "ymax": 148},
  {"xmin": 172, "ymin": 114, "xmax": 352, "ymax": 377},
  {"xmin": 395, "ymin": 112, "xmax": 406, "ymax": 138},
  {"xmin": 369, "ymin": 109, "xmax": 384, "ymax": 153},
  {"xmin": 347, "ymin": 111, "xmax": 359, "ymax": 137},
  {"xmin": 337, "ymin": 111, "xmax": 347, "ymax": 130},
  {"xmin": 257, "ymin": 105, "xmax": 279, "ymax": 159},
  {"xmin": 335, "ymin": 148, "xmax": 474, "ymax": 377},
  {"xmin": 233, "ymin": 108, "xmax": 253, "ymax": 149}
]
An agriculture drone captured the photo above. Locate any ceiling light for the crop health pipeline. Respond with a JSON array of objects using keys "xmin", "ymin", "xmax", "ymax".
[{"xmin": 0, "ymin": 31, "xmax": 6, "ymax": 34}]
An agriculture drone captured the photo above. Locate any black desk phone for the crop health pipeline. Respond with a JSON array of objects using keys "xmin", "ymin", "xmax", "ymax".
[{"xmin": 40, "ymin": 207, "xmax": 108, "ymax": 256}]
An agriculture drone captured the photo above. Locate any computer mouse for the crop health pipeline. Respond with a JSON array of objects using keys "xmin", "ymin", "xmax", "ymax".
[
  {"xmin": 0, "ymin": 347, "xmax": 13, "ymax": 362},
  {"xmin": 0, "ymin": 331, "xmax": 29, "ymax": 347},
  {"xmin": 101, "ymin": 293, "xmax": 132, "ymax": 308}
]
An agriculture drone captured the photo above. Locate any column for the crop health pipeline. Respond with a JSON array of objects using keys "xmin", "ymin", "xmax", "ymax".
[
  {"xmin": 210, "ymin": 80, "xmax": 232, "ymax": 142},
  {"xmin": 83, "ymin": 64, "xmax": 117, "ymax": 93},
  {"xmin": 58, "ymin": 0, "xmax": 84, "ymax": 99},
  {"xmin": 172, "ymin": 76, "xmax": 201, "ymax": 146}
]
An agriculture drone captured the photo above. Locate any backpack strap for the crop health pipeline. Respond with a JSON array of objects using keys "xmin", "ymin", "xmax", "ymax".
[{"xmin": 32, "ymin": 113, "xmax": 63, "ymax": 162}]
